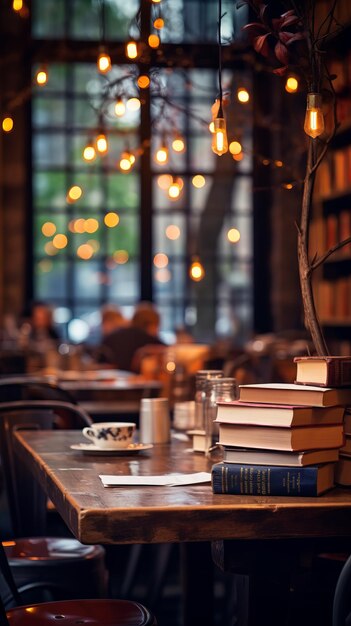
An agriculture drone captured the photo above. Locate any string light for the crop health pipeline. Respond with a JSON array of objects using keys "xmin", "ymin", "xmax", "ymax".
[
  {"xmin": 153, "ymin": 18, "xmax": 164, "ymax": 29},
  {"xmin": 148, "ymin": 34, "xmax": 160, "ymax": 48},
  {"xmin": 285, "ymin": 75, "xmax": 299, "ymax": 93},
  {"xmin": 35, "ymin": 67, "xmax": 48, "ymax": 86},
  {"xmin": 171, "ymin": 134, "xmax": 186, "ymax": 153},
  {"xmin": 237, "ymin": 87, "xmax": 249, "ymax": 103},
  {"xmin": 96, "ymin": 132, "xmax": 108, "ymax": 154},
  {"xmin": 83, "ymin": 141, "xmax": 96, "ymax": 162},
  {"xmin": 12, "ymin": 0, "xmax": 23, "ymax": 11},
  {"xmin": 126, "ymin": 41, "xmax": 138, "ymax": 59},
  {"xmin": 304, "ymin": 92, "xmax": 325, "ymax": 138},
  {"xmin": 192, "ymin": 175, "xmax": 206, "ymax": 188},
  {"xmin": 155, "ymin": 138, "xmax": 169, "ymax": 164},
  {"xmin": 189, "ymin": 259, "xmax": 205, "ymax": 282},
  {"xmin": 97, "ymin": 48, "xmax": 111, "ymax": 74},
  {"xmin": 2, "ymin": 116, "xmax": 14, "ymax": 133},
  {"xmin": 114, "ymin": 98, "xmax": 126, "ymax": 117},
  {"xmin": 137, "ymin": 75, "xmax": 150, "ymax": 89},
  {"xmin": 126, "ymin": 97, "xmax": 141, "ymax": 111},
  {"xmin": 119, "ymin": 149, "xmax": 136, "ymax": 171},
  {"xmin": 229, "ymin": 140, "xmax": 242, "ymax": 155},
  {"xmin": 227, "ymin": 228, "xmax": 240, "ymax": 243},
  {"xmin": 168, "ymin": 177, "xmax": 182, "ymax": 199}
]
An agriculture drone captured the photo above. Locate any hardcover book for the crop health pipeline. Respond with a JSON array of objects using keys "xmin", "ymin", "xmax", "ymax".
[
  {"xmin": 238, "ymin": 382, "xmax": 351, "ymax": 407},
  {"xmin": 222, "ymin": 446, "xmax": 340, "ymax": 467},
  {"xmin": 216, "ymin": 401, "xmax": 344, "ymax": 428},
  {"xmin": 335, "ymin": 455, "xmax": 351, "ymax": 486},
  {"xmin": 218, "ymin": 423, "xmax": 344, "ymax": 451},
  {"xmin": 294, "ymin": 356, "xmax": 351, "ymax": 387},
  {"xmin": 211, "ymin": 462, "xmax": 335, "ymax": 496}
]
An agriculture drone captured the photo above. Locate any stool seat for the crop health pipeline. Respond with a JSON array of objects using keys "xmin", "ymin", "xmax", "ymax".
[{"xmin": 5, "ymin": 598, "xmax": 157, "ymax": 626}]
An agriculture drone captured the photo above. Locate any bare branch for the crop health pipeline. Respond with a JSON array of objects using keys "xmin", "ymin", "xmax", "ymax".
[{"xmin": 310, "ymin": 237, "xmax": 351, "ymax": 272}]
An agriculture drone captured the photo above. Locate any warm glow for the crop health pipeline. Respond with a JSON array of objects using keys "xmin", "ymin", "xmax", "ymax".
[
  {"xmin": 155, "ymin": 145, "xmax": 168, "ymax": 164},
  {"xmin": 83, "ymin": 144, "xmax": 96, "ymax": 161},
  {"xmin": 113, "ymin": 249, "xmax": 129, "ymax": 264},
  {"xmin": 166, "ymin": 224, "xmax": 180, "ymax": 240},
  {"xmin": 137, "ymin": 75, "xmax": 150, "ymax": 89},
  {"xmin": 262, "ymin": 158, "xmax": 270, "ymax": 165},
  {"xmin": 283, "ymin": 183, "xmax": 293, "ymax": 190},
  {"xmin": 2, "ymin": 116, "xmax": 14, "ymax": 132},
  {"xmin": 209, "ymin": 121, "xmax": 215, "ymax": 133},
  {"xmin": 114, "ymin": 99, "xmax": 126, "ymax": 117},
  {"xmin": 97, "ymin": 52, "xmax": 111, "ymax": 73},
  {"xmin": 2, "ymin": 541, "xmax": 16, "ymax": 547},
  {"xmin": 229, "ymin": 141, "xmax": 242, "ymax": 155},
  {"xmin": 154, "ymin": 253, "xmax": 169, "ymax": 268},
  {"xmin": 13, "ymin": 0, "xmax": 23, "ymax": 11},
  {"xmin": 119, "ymin": 151, "xmax": 135, "ymax": 171},
  {"xmin": 166, "ymin": 360, "xmax": 176, "ymax": 371},
  {"xmin": 237, "ymin": 88, "xmax": 250, "ymax": 103},
  {"xmin": 96, "ymin": 133, "xmax": 108, "ymax": 154},
  {"xmin": 77, "ymin": 243, "xmax": 94, "ymax": 260},
  {"xmin": 126, "ymin": 97, "xmax": 141, "ymax": 111},
  {"xmin": 42, "ymin": 222, "xmax": 56, "ymax": 237},
  {"xmin": 189, "ymin": 261, "xmax": 205, "ymax": 282},
  {"xmin": 233, "ymin": 152, "xmax": 244, "ymax": 162},
  {"xmin": 53, "ymin": 234, "xmax": 68, "ymax": 249},
  {"xmin": 148, "ymin": 34, "xmax": 160, "ymax": 48},
  {"xmin": 155, "ymin": 268, "xmax": 171, "ymax": 283},
  {"xmin": 104, "ymin": 212, "xmax": 120, "ymax": 227},
  {"xmin": 157, "ymin": 174, "xmax": 173, "ymax": 190},
  {"xmin": 126, "ymin": 41, "xmax": 138, "ymax": 59},
  {"xmin": 73, "ymin": 218, "xmax": 85, "ymax": 234},
  {"xmin": 44, "ymin": 242, "xmax": 58, "ymax": 256},
  {"xmin": 211, "ymin": 117, "xmax": 228, "ymax": 156},
  {"xmin": 227, "ymin": 228, "xmax": 241, "ymax": 243},
  {"xmin": 168, "ymin": 179, "xmax": 182, "ymax": 199},
  {"xmin": 67, "ymin": 185, "xmax": 82, "ymax": 201},
  {"xmin": 285, "ymin": 76, "xmax": 299, "ymax": 93},
  {"xmin": 85, "ymin": 218, "xmax": 99, "ymax": 233},
  {"xmin": 153, "ymin": 18, "xmax": 164, "ymax": 29},
  {"xmin": 36, "ymin": 69, "xmax": 48, "ymax": 86},
  {"xmin": 192, "ymin": 175, "xmax": 206, "ymax": 188},
  {"xmin": 87, "ymin": 239, "xmax": 100, "ymax": 252},
  {"xmin": 274, "ymin": 160, "xmax": 283, "ymax": 167},
  {"xmin": 172, "ymin": 136, "xmax": 185, "ymax": 152},
  {"xmin": 304, "ymin": 93, "xmax": 325, "ymax": 138}
]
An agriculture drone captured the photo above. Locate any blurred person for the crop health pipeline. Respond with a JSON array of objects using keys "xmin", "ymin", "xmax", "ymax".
[
  {"xmin": 27, "ymin": 301, "xmax": 60, "ymax": 342},
  {"xmin": 99, "ymin": 301, "xmax": 165, "ymax": 373},
  {"xmin": 100, "ymin": 305, "xmax": 128, "ymax": 337}
]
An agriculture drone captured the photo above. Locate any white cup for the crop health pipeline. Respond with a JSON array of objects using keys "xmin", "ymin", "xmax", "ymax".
[
  {"xmin": 82, "ymin": 422, "xmax": 136, "ymax": 449},
  {"xmin": 139, "ymin": 398, "xmax": 171, "ymax": 444}
]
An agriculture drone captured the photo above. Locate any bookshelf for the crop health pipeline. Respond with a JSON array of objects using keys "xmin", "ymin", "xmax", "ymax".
[{"xmin": 311, "ymin": 46, "xmax": 351, "ymax": 355}]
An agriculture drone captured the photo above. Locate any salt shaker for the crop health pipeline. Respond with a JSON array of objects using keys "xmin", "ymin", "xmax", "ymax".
[
  {"xmin": 204, "ymin": 377, "xmax": 237, "ymax": 456},
  {"xmin": 194, "ymin": 370, "xmax": 223, "ymax": 431}
]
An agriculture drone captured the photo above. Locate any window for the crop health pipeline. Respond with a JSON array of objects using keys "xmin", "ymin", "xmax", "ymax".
[{"xmin": 31, "ymin": 0, "xmax": 252, "ymax": 344}]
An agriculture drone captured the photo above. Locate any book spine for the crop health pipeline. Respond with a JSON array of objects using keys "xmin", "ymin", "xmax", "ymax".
[
  {"xmin": 326, "ymin": 360, "xmax": 351, "ymax": 387},
  {"xmin": 211, "ymin": 463, "xmax": 321, "ymax": 496}
]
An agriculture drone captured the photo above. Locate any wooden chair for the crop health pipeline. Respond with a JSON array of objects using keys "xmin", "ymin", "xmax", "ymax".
[
  {"xmin": 0, "ymin": 400, "xmax": 108, "ymax": 601},
  {"xmin": 0, "ymin": 541, "xmax": 157, "ymax": 626},
  {"xmin": 0, "ymin": 376, "xmax": 77, "ymax": 406}
]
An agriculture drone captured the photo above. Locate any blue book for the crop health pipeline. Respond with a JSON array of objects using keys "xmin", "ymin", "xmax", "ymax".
[{"xmin": 211, "ymin": 462, "xmax": 335, "ymax": 496}]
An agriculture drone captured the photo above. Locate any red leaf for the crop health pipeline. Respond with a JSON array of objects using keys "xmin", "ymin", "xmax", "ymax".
[
  {"xmin": 253, "ymin": 33, "xmax": 271, "ymax": 57},
  {"xmin": 242, "ymin": 22, "xmax": 267, "ymax": 37},
  {"xmin": 285, "ymin": 31, "xmax": 306, "ymax": 44},
  {"xmin": 274, "ymin": 40, "xmax": 290, "ymax": 65},
  {"xmin": 281, "ymin": 10, "xmax": 295, "ymax": 18},
  {"xmin": 280, "ymin": 15, "xmax": 300, "ymax": 28},
  {"xmin": 273, "ymin": 65, "xmax": 288, "ymax": 76},
  {"xmin": 259, "ymin": 4, "xmax": 270, "ymax": 25},
  {"xmin": 279, "ymin": 30, "xmax": 296, "ymax": 44}
]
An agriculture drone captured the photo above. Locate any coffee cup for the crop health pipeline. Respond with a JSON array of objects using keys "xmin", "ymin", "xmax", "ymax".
[{"xmin": 82, "ymin": 422, "xmax": 136, "ymax": 449}]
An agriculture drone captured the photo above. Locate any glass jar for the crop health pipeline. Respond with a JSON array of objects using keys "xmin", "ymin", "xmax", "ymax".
[
  {"xmin": 204, "ymin": 377, "xmax": 238, "ymax": 456},
  {"xmin": 194, "ymin": 370, "xmax": 223, "ymax": 431}
]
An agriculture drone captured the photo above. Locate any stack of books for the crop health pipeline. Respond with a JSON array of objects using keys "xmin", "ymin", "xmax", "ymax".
[
  {"xmin": 211, "ymin": 356, "xmax": 351, "ymax": 497},
  {"xmin": 335, "ymin": 408, "xmax": 351, "ymax": 486}
]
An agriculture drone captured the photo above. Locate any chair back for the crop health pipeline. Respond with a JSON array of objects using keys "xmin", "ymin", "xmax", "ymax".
[
  {"xmin": 0, "ymin": 376, "xmax": 77, "ymax": 405},
  {"xmin": 0, "ymin": 400, "xmax": 92, "ymax": 536}
]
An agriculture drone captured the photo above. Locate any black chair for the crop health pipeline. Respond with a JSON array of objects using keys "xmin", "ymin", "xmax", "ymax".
[
  {"xmin": 333, "ymin": 553, "xmax": 351, "ymax": 626},
  {"xmin": 0, "ymin": 400, "xmax": 108, "ymax": 601},
  {"xmin": 0, "ymin": 376, "xmax": 77, "ymax": 406},
  {"xmin": 0, "ymin": 540, "xmax": 157, "ymax": 626}
]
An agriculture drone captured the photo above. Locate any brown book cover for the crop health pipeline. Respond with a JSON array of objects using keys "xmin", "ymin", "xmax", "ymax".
[
  {"xmin": 294, "ymin": 356, "xmax": 351, "ymax": 387},
  {"xmin": 216, "ymin": 401, "xmax": 345, "ymax": 428},
  {"xmin": 238, "ymin": 382, "xmax": 351, "ymax": 407}
]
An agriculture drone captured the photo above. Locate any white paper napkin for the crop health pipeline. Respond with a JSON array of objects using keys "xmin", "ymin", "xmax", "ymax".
[{"xmin": 99, "ymin": 472, "xmax": 211, "ymax": 487}]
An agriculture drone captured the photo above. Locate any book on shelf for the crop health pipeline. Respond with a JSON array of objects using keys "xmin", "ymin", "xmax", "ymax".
[
  {"xmin": 340, "ymin": 435, "xmax": 351, "ymax": 456},
  {"xmin": 238, "ymin": 382, "xmax": 351, "ymax": 407},
  {"xmin": 334, "ymin": 455, "xmax": 351, "ymax": 486},
  {"xmin": 344, "ymin": 409, "xmax": 351, "ymax": 434},
  {"xmin": 217, "ymin": 423, "xmax": 344, "ymax": 451},
  {"xmin": 211, "ymin": 462, "xmax": 335, "ymax": 496},
  {"xmin": 222, "ymin": 446, "xmax": 340, "ymax": 467},
  {"xmin": 216, "ymin": 401, "xmax": 344, "ymax": 428},
  {"xmin": 294, "ymin": 356, "xmax": 351, "ymax": 388}
]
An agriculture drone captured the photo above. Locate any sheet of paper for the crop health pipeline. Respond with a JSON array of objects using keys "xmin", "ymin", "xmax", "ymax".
[{"xmin": 99, "ymin": 472, "xmax": 211, "ymax": 487}]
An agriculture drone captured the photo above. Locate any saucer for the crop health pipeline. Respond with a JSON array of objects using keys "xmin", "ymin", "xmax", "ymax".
[{"xmin": 70, "ymin": 443, "xmax": 153, "ymax": 456}]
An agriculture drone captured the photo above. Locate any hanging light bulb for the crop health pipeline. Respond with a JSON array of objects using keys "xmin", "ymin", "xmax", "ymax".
[
  {"xmin": 304, "ymin": 93, "xmax": 325, "ymax": 138},
  {"xmin": 83, "ymin": 140, "xmax": 96, "ymax": 162},
  {"xmin": 13, "ymin": 0, "xmax": 23, "ymax": 11},
  {"xmin": 35, "ymin": 66, "xmax": 48, "ymax": 86},
  {"xmin": 211, "ymin": 111, "xmax": 228, "ymax": 156},
  {"xmin": 172, "ymin": 134, "xmax": 186, "ymax": 153},
  {"xmin": 114, "ymin": 98, "xmax": 126, "ymax": 117},
  {"xmin": 96, "ymin": 132, "xmax": 108, "ymax": 154},
  {"xmin": 119, "ymin": 150, "xmax": 135, "ymax": 171},
  {"xmin": 285, "ymin": 75, "xmax": 299, "ymax": 93},
  {"xmin": 126, "ymin": 40, "xmax": 138, "ymax": 59},
  {"xmin": 155, "ymin": 137, "xmax": 169, "ymax": 164},
  {"xmin": 97, "ymin": 48, "xmax": 111, "ymax": 74},
  {"xmin": 189, "ymin": 259, "xmax": 205, "ymax": 282},
  {"xmin": 168, "ymin": 177, "xmax": 182, "ymax": 200},
  {"xmin": 2, "ymin": 116, "xmax": 14, "ymax": 133}
]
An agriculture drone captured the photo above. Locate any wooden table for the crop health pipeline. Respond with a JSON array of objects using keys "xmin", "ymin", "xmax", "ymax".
[{"xmin": 13, "ymin": 430, "xmax": 351, "ymax": 625}]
